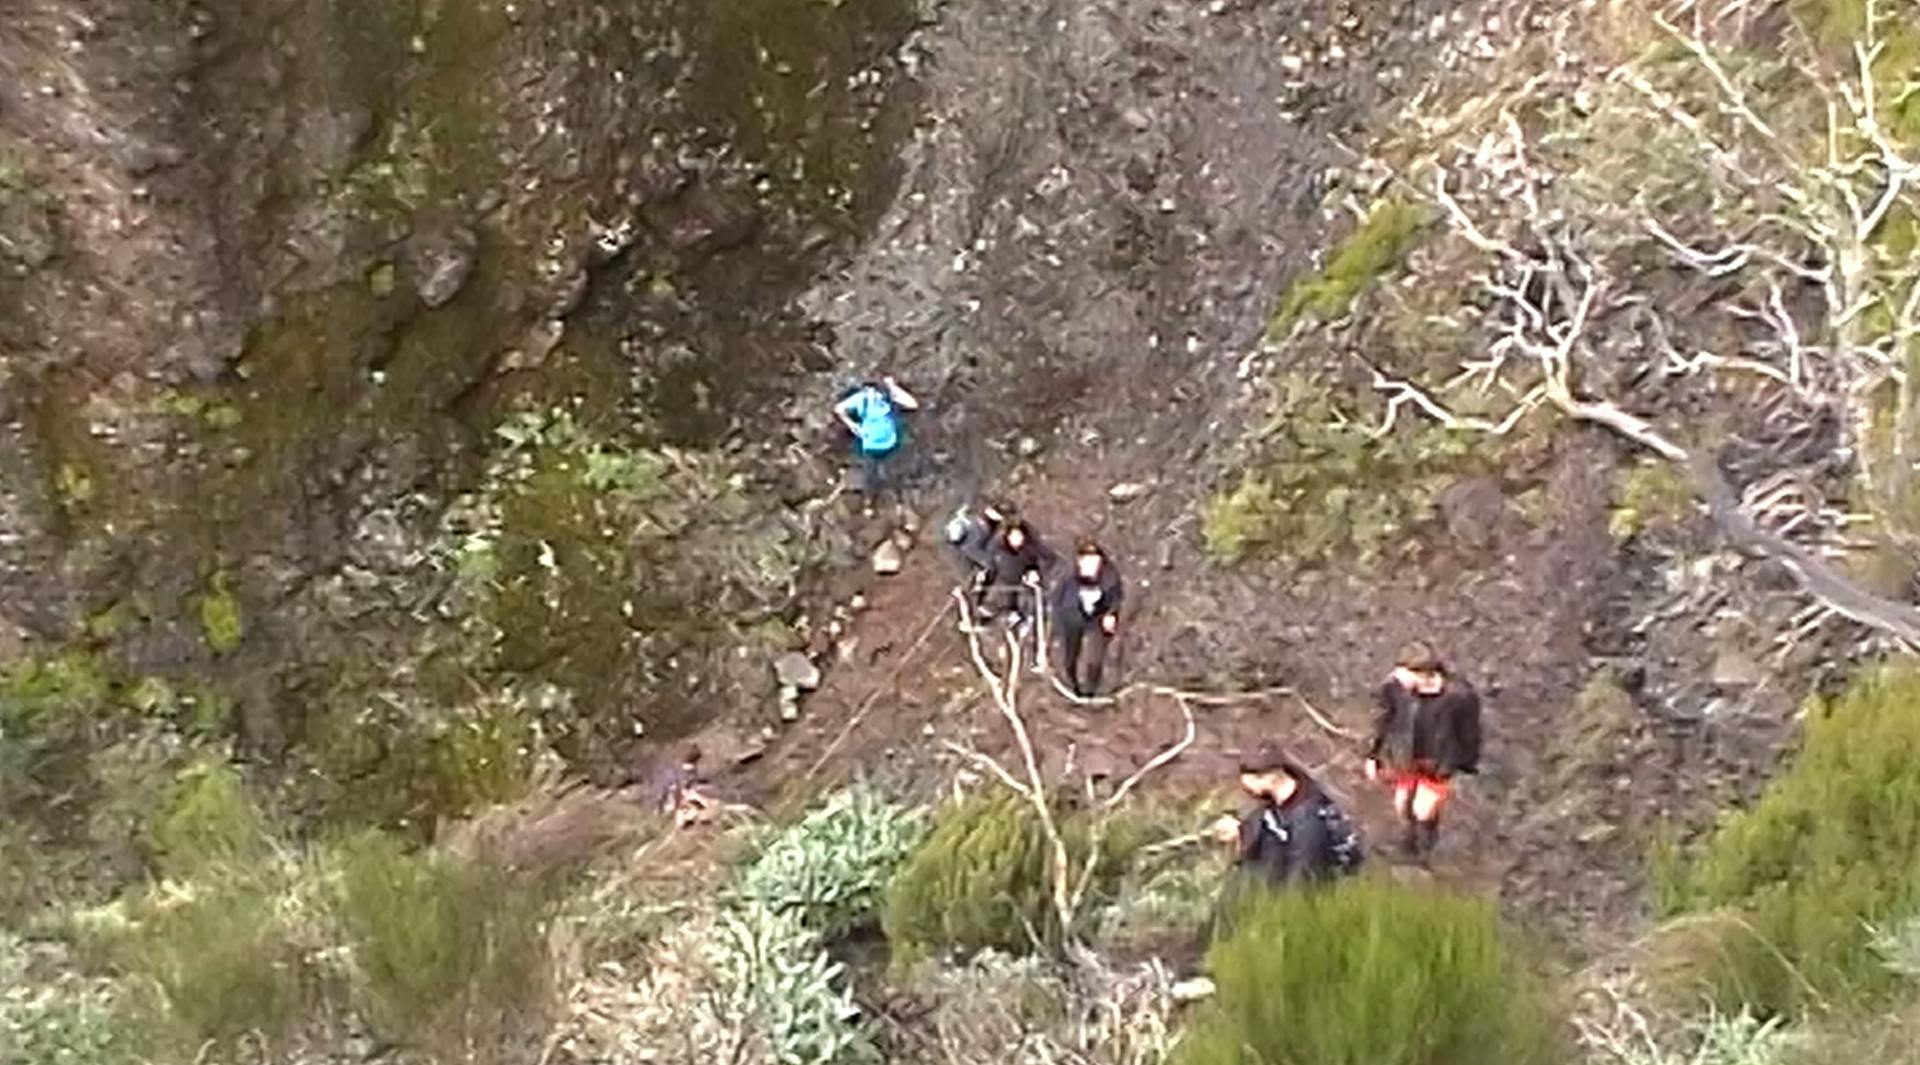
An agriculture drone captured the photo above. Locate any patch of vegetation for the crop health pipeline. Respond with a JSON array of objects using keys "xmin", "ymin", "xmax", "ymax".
[
  {"xmin": 147, "ymin": 758, "xmax": 272, "ymax": 880},
  {"xmin": 1268, "ymin": 199, "xmax": 1429, "ymax": 337},
  {"xmin": 1, "ymin": 933, "xmax": 123, "ymax": 1065},
  {"xmin": 1202, "ymin": 370, "xmax": 1500, "ymax": 566},
  {"xmin": 708, "ymin": 902, "xmax": 878, "ymax": 1065},
  {"xmin": 882, "ymin": 792, "xmax": 1140, "ymax": 966},
  {"xmin": 732, "ymin": 786, "xmax": 926, "ymax": 937},
  {"xmin": 1611, "ymin": 457, "xmax": 1697, "ymax": 541},
  {"xmin": 195, "ymin": 571, "xmax": 244, "ymax": 654},
  {"xmin": 1656, "ymin": 661, "xmax": 1920, "ymax": 1017},
  {"xmin": 332, "ymin": 831, "xmax": 554, "ymax": 1062},
  {"xmin": 1173, "ymin": 878, "xmax": 1565, "ymax": 1065},
  {"xmin": 1, "ymin": 650, "xmax": 113, "ymax": 732},
  {"xmin": 305, "ymin": 693, "xmax": 536, "ymax": 833}
]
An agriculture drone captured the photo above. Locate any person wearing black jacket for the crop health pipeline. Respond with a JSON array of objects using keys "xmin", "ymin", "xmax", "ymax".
[
  {"xmin": 1051, "ymin": 539, "xmax": 1123, "ymax": 696},
  {"xmin": 1364, "ymin": 642, "xmax": 1483, "ymax": 860},
  {"xmin": 977, "ymin": 518, "xmax": 1057, "ymax": 631},
  {"xmin": 1195, "ymin": 747, "xmax": 1362, "ymax": 945},
  {"xmin": 1211, "ymin": 746, "xmax": 1364, "ymax": 887}
]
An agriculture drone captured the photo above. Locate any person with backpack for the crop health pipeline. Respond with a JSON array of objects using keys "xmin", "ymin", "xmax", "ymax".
[
  {"xmin": 833, "ymin": 375, "xmax": 920, "ymax": 508},
  {"xmin": 977, "ymin": 516, "xmax": 1058, "ymax": 635},
  {"xmin": 1051, "ymin": 538, "xmax": 1123, "ymax": 696},
  {"xmin": 943, "ymin": 500, "xmax": 1011, "ymax": 628},
  {"xmin": 1364, "ymin": 642, "xmax": 1483, "ymax": 861},
  {"xmin": 1211, "ymin": 745, "xmax": 1365, "ymax": 888}
]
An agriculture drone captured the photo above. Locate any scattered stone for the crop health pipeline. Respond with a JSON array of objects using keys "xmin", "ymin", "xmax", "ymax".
[
  {"xmin": 408, "ymin": 224, "xmax": 478, "ymax": 308},
  {"xmin": 1711, "ymin": 649, "xmax": 1763, "ymax": 689},
  {"xmin": 890, "ymin": 528, "xmax": 915, "ymax": 553},
  {"xmin": 1121, "ymin": 107, "xmax": 1152, "ymax": 131},
  {"xmin": 1108, "ymin": 481, "xmax": 1152, "ymax": 503},
  {"xmin": 779, "ymin": 685, "xmax": 801, "ymax": 722},
  {"xmin": 872, "ymin": 539, "xmax": 905, "ymax": 574},
  {"xmin": 773, "ymin": 651, "xmax": 821, "ymax": 692},
  {"xmin": 1016, "ymin": 435, "xmax": 1042, "ymax": 458},
  {"xmin": 848, "ymin": 592, "xmax": 869, "ymax": 613},
  {"xmin": 1154, "ymin": 540, "xmax": 1175, "ymax": 570},
  {"xmin": 1172, "ymin": 977, "xmax": 1217, "ymax": 1002},
  {"xmin": 1576, "ymin": 823, "xmax": 1620, "ymax": 846}
]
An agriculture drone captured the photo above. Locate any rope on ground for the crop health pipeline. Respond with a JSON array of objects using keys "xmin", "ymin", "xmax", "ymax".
[{"xmin": 804, "ymin": 595, "xmax": 957, "ymax": 780}]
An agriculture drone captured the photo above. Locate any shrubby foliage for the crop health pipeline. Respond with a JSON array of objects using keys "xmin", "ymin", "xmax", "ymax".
[
  {"xmin": 732, "ymin": 785, "xmax": 926, "ymax": 937},
  {"xmin": 882, "ymin": 791, "xmax": 1137, "ymax": 965},
  {"xmin": 1658, "ymin": 662, "xmax": 1920, "ymax": 1016},
  {"xmin": 1173, "ymin": 878, "xmax": 1564, "ymax": 1065}
]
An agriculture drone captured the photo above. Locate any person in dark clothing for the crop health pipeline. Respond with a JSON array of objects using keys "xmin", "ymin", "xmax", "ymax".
[
  {"xmin": 1212, "ymin": 746, "xmax": 1365, "ymax": 887},
  {"xmin": 1364, "ymin": 642, "xmax": 1483, "ymax": 860},
  {"xmin": 1051, "ymin": 539, "xmax": 1123, "ymax": 696},
  {"xmin": 977, "ymin": 517, "xmax": 1057, "ymax": 631},
  {"xmin": 1200, "ymin": 747, "xmax": 1363, "ymax": 943},
  {"xmin": 943, "ymin": 501, "xmax": 1010, "ymax": 627}
]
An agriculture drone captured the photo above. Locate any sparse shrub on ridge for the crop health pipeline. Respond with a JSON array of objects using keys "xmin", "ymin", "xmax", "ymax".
[
  {"xmin": 732, "ymin": 785, "xmax": 926, "ymax": 937},
  {"xmin": 1656, "ymin": 662, "xmax": 1920, "ymax": 1017}
]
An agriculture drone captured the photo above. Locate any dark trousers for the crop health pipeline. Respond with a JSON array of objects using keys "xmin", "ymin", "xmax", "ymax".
[
  {"xmin": 856, "ymin": 445, "xmax": 899, "ymax": 502},
  {"xmin": 1058, "ymin": 614, "xmax": 1110, "ymax": 695}
]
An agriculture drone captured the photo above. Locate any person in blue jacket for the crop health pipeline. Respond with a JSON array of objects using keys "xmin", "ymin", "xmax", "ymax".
[{"xmin": 834, "ymin": 375, "xmax": 920, "ymax": 505}]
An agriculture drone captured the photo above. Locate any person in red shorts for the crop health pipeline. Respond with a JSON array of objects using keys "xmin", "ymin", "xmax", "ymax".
[{"xmin": 1364, "ymin": 642, "xmax": 1482, "ymax": 861}]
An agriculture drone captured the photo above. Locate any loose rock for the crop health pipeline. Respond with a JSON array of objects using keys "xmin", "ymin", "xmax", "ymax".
[
  {"xmin": 408, "ymin": 224, "xmax": 479, "ymax": 308},
  {"xmin": 1108, "ymin": 481, "xmax": 1152, "ymax": 503},
  {"xmin": 872, "ymin": 539, "xmax": 905, "ymax": 574},
  {"xmin": 773, "ymin": 651, "xmax": 822, "ymax": 692}
]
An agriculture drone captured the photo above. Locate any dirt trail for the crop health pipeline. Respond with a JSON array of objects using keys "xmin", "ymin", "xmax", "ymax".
[{"xmin": 716, "ymin": 416, "xmax": 1645, "ymax": 952}]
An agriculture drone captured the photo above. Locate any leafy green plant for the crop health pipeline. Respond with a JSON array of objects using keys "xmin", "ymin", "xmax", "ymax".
[
  {"xmin": 1658, "ymin": 661, "xmax": 1920, "ymax": 1016},
  {"xmin": 1173, "ymin": 878, "xmax": 1564, "ymax": 1065},
  {"xmin": 733, "ymin": 787, "xmax": 925, "ymax": 937},
  {"xmin": 882, "ymin": 792, "xmax": 1137, "ymax": 966},
  {"xmin": 331, "ymin": 830, "xmax": 553, "ymax": 1062},
  {"xmin": 706, "ymin": 902, "xmax": 877, "ymax": 1065},
  {"xmin": 1610, "ymin": 458, "xmax": 1696, "ymax": 541}
]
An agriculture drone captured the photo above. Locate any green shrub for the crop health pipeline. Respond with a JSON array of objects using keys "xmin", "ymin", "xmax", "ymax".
[
  {"xmin": 1660, "ymin": 662, "xmax": 1920, "ymax": 1016},
  {"xmin": 112, "ymin": 874, "xmax": 310, "ymax": 1057},
  {"xmin": 331, "ymin": 830, "xmax": 553, "ymax": 1060},
  {"xmin": 1269, "ymin": 198, "xmax": 1429, "ymax": 337},
  {"xmin": 733, "ymin": 786, "xmax": 926, "ymax": 937},
  {"xmin": 1203, "ymin": 473, "xmax": 1282, "ymax": 562},
  {"xmin": 1610, "ymin": 458, "xmax": 1696, "ymax": 541},
  {"xmin": 882, "ymin": 792, "xmax": 1136, "ymax": 965},
  {"xmin": 148, "ymin": 758, "xmax": 271, "ymax": 879},
  {"xmin": 707, "ymin": 902, "xmax": 877, "ymax": 1065},
  {"xmin": 1172, "ymin": 878, "xmax": 1564, "ymax": 1065}
]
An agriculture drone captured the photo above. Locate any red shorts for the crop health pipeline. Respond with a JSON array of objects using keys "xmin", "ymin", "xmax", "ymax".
[{"xmin": 1390, "ymin": 770, "xmax": 1452, "ymax": 822}]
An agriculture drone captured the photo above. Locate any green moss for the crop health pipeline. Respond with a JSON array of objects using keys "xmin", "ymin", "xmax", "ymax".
[
  {"xmin": 1660, "ymin": 660, "xmax": 1920, "ymax": 1017},
  {"xmin": 195, "ymin": 572, "xmax": 244, "ymax": 655},
  {"xmin": 1204, "ymin": 371, "xmax": 1504, "ymax": 568},
  {"xmin": 1609, "ymin": 457, "xmax": 1696, "ymax": 541},
  {"xmin": 54, "ymin": 462, "xmax": 94, "ymax": 507},
  {"xmin": 1269, "ymin": 199, "xmax": 1430, "ymax": 338},
  {"xmin": 2, "ymin": 651, "xmax": 114, "ymax": 732}
]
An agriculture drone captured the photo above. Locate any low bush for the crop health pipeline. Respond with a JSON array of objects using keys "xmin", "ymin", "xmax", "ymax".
[
  {"xmin": 331, "ymin": 830, "xmax": 553, "ymax": 1063},
  {"xmin": 1172, "ymin": 877, "xmax": 1564, "ymax": 1065},
  {"xmin": 1, "ymin": 932, "xmax": 123, "ymax": 1065},
  {"xmin": 733, "ymin": 786, "xmax": 925, "ymax": 937},
  {"xmin": 110, "ymin": 873, "xmax": 314, "ymax": 1057},
  {"xmin": 707, "ymin": 902, "xmax": 876, "ymax": 1065},
  {"xmin": 147, "ymin": 757, "xmax": 272, "ymax": 878},
  {"xmin": 1269, "ymin": 198, "xmax": 1429, "ymax": 336},
  {"xmin": 882, "ymin": 791, "xmax": 1138, "ymax": 966},
  {"xmin": 1657, "ymin": 661, "xmax": 1920, "ymax": 1016}
]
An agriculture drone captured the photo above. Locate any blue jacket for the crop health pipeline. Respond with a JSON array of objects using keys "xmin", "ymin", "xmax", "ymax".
[{"xmin": 838, "ymin": 386, "xmax": 900, "ymax": 455}]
